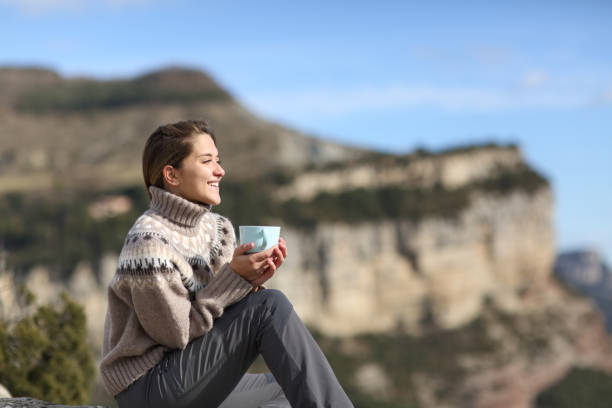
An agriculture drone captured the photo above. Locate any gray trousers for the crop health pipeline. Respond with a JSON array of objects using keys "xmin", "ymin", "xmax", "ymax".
[
  {"xmin": 217, "ymin": 373, "xmax": 289, "ymax": 407},
  {"xmin": 116, "ymin": 289, "xmax": 354, "ymax": 408}
]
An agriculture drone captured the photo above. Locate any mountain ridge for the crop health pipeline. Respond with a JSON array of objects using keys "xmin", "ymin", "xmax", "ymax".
[
  {"xmin": 0, "ymin": 66, "xmax": 365, "ymax": 191},
  {"xmin": 4, "ymin": 65, "xmax": 607, "ymax": 407}
]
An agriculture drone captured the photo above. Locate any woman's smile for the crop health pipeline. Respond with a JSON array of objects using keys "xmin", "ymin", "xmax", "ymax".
[{"xmin": 165, "ymin": 132, "xmax": 226, "ymax": 206}]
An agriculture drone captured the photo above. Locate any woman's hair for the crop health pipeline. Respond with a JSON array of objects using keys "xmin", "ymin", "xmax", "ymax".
[{"xmin": 142, "ymin": 119, "xmax": 217, "ymax": 199}]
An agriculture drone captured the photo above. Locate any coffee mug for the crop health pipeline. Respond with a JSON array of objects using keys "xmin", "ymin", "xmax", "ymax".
[{"xmin": 239, "ymin": 226, "xmax": 281, "ymax": 253}]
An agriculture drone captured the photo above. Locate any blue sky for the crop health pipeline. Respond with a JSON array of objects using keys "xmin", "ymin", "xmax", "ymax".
[{"xmin": 1, "ymin": 0, "xmax": 611, "ymax": 262}]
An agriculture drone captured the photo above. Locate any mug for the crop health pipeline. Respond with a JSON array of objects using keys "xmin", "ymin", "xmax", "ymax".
[{"xmin": 239, "ymin": 226, "xmax": 281, "ymax": 253}]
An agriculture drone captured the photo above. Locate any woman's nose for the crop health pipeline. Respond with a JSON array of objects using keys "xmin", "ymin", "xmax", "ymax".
[{"xmin": 215, "ymin": 162, "xmax": 225, "ymax": 177}]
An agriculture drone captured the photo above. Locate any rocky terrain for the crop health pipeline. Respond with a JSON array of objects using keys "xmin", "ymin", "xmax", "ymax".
[
  {"xmin": 0, "ymin": 397, "xmax": 106, "ymax": 408},
  {"xmin": 270, "ymin": 177, "xmax": 554, "ymax": 335},
  {"xmin": 0, "ymin": 67, "xmax": 363, "ymax": 193},
  {"xmin": 1, "ymin": 66, "xmax": 611, "ymax": 407},
  {"xmin": 554, "ymin": 250, "xmax": 612, "ymax": 330}
]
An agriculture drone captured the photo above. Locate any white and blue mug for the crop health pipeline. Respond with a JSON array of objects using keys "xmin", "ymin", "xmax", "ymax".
[{"xmin": 239, "ymin": 226, "xmax": 281, "ymax": 253}]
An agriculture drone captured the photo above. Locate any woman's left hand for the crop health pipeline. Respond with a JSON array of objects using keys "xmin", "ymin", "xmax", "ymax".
[
  {"xmin": 251, "ymin": 237, "xmax": 288, "ymax": 287},
  {"xmin": 277, "ymin": 237, "xmax": 288, "ymax": 259}
]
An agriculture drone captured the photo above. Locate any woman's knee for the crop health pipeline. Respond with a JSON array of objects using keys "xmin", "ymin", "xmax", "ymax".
[{"xmin": 259, "ymin": 289, "xmax": 293, "ymax": 316}]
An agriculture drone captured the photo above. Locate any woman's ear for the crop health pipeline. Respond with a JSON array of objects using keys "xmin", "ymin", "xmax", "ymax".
[{"xmin": 162, "ymin": 165, "xmax": 181, "ymax": 187}]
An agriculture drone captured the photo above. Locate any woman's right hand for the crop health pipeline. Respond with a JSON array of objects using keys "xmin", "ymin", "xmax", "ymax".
[{"xmin": 229, "ymin": 243, "xmax": 282, "ymax": 284}]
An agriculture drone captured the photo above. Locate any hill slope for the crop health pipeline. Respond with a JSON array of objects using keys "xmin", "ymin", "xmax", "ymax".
[{"xmin": 0, "ymin": 66, "xmax": 363, "ymax": 192}]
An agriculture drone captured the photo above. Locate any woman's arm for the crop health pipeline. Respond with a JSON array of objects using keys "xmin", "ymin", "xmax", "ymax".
[{"xmin": 114, "ymin": 235, "xmax": 253, "ymax": 350}]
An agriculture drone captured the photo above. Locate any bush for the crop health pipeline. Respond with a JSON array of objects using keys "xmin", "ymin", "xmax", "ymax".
[
  {"xmin": 15, "ymin": 77, "xmax": 231, "ymax": 112},
  {"xmin": 535, "ymin": 367, "xmax": 612, "ymax": 408},
  {"xmin": 0, "ymin": 289, "xmax": 95, "ymax": 404},
  {"xmin": 0, "ymin": 186, "xmax": 147, "ymax": 278},
  {"xmin": 0, "ymin": 163, "xmax": 548, "ymax": 276}
]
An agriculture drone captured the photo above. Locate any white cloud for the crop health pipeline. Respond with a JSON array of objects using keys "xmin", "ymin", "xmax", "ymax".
[
  {"xmin": 472, "ymin": 46, "xmax": 514, "ymax": 65},
  {"xmin": 594, "ymin": 86, "xmax": 612, "ymax": 104},
  {"xmin": 519, "ymin": 70, "xmax": 549, "ymax": 89},
  {"xmin": 0, "ymin": 0, "xmax": 150, "ymax": 15},
  {"xmin": 245, "ymin": 82, "xmax": 593, "ymax": 117}
]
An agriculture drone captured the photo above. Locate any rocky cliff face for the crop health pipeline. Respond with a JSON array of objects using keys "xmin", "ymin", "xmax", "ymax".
[
  {"xmin": 279, "ymin": 145, "xmax": 523, "ymax": 200},
  {"xmin": 1, "ymin": 67, "xmax": 607, "ymax": 406},
  {"xmin": 0, "ymin": 67, "xmax": 363, "ymax": 193},
  {"xmin": 1, "ymin": 145, "xmax": 555, "ymax": 342},
  {"xmin": 262, "ymin": 145, "xmax": 554, "ymax": 335},
  {"xmin": 555, "ymin": 250, "xmax": 612, "ymax": 330},
  {"xmin": 269, "ymin": 187, "xmax": 554, "ymax": 336}
]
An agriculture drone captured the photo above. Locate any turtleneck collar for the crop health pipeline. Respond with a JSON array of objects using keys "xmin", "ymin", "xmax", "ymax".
[{"xmin": 149, "ymin": 186, "xmax": 211, "ymax": 228}]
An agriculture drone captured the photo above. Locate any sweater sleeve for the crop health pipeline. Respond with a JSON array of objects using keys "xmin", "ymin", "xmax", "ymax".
[
  {"xmin": 114, "ymin": 234, "xmax": 252, "ymax": 350},
  {"xmin": 192, "ymin": 214, "xmax": 253, "ymax": 317}
]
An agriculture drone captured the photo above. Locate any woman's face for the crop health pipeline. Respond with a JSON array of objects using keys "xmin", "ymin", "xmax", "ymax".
[{"xmin": 167, "ymin": 133, "xmax": 225, "ymax": 205}]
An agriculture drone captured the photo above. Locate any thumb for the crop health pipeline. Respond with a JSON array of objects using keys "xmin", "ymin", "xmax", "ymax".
[{"xmin": 234, "ymin": 242, "xmax": 254, "ymax": 256}]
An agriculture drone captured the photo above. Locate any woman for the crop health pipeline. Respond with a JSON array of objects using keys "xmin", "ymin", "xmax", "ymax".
[{"xmin": 99, "ymin": 120, "xmax": 354, "ymax": 408}]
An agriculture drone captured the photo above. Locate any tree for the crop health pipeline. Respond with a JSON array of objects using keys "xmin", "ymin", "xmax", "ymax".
[{"xmin": 0, "ymin": 287, "xmax": 95, "ymax": 404}]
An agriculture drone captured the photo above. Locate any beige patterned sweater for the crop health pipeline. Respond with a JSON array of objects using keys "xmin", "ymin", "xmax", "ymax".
[{"xmin": 99, "ymin": 186, "xmax": 253, "ymax": 396}]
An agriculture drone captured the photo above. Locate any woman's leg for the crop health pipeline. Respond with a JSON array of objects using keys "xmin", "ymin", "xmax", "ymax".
[
  {"xmin": 255, "ymin": 291, "xmax": 354, "ymax": 407},
  {"xmin": 217, "ymin": 373, "xmax": 289, "ymax": 408},
  {"xmin": 117, "ymin": 289, "xmax": 353, "ymax": 408}
]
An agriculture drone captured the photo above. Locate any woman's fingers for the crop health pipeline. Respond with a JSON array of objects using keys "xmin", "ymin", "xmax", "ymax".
[
  {"xmin": 231, "ymin": 242, "xmax": 284, "ymax": 282},
  {"xmin": 251, "ymin": 269, "xmax": 271, "ymax": 286},
  {"xmin": 251, "ymin": 246, "xmax": 277, "ymax": 262},
  {"xmin": 251, "ymin": 259, "xmax": 276, "ymax": 286},
  {"xmin": 279, "ymin": 237, "xmax": 288, "ymax": 258},
  {"xmin": 234, "ymin": 242, "xmax": 254, "ymax": 256},
  {"xmin": 265, "ymin": 257, "xmax": 277, "ymax": 273},
  {"xmin": 272, "ymin": 246, "xmax": 284, "ymax": 268}
]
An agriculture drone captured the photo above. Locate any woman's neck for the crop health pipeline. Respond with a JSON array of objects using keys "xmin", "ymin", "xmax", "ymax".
[{"xmin": 149, "ymin": 186, "xmax": 211, "ymax": 228}]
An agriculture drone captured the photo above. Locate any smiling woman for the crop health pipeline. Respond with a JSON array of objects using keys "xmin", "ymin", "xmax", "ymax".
[
  {"xmin": 100, "ymin": 120, "xmax": 354, "ymax": 408},
  {"xmin": 144, "ymin": 123, "xmax": 225, "ymax": 206}
]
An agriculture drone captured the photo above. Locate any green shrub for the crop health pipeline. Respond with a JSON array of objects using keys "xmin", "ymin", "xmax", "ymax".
[
  {"xmin": 310, "ymin": 315, "xmax": 498, "ymax": 408},
  {"xmin": 535, "ymin": 367, "xmax": 612, "ymax": 408},
  {"xmin": 0, "ymin": 162, "xmax": 548, "ymax": 276},
  {"xmin": 0, "ymin": 186, "xmax": 148, "ymax": 278},
  {"xmin": 0, "ymin": 289, "xmax": 95, "ymax": 404},
  {"xmin": 15, "ymin": 77, "xmax": 231, "ymax": 112}
]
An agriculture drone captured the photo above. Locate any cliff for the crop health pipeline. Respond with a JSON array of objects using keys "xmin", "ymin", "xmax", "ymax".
[
  {"xmin": 0, "ymin": 67, "xmax": 363, "ymax": 193},
  {"xmin": 266, "ymin": 144, "xmax": 554, "ymax": 335},
  {"xmin": 555, "ymin": 250, "xmax": 612, "ymax": 330},
  {"xmin": 271, "ymin": 188, "xmax": 554, "ymax": 335},
  {"xmin": 278, "ymin": 144, "xmax": 523, "ymax": 200},
  {"xmin": 0, "ymin": 397, "xmax": 106, "ymax": 408},
  {"xmin": 2, "ymin": 66, "xmax": 610, "ymax": 407}
]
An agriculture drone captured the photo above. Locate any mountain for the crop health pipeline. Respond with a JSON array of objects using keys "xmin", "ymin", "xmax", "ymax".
[
  {"xmin": 0, "ymin": 66, "xmax": 363, "ymax": 193},
  {"xmin": 2, "ymin": 66, "xmax": 612, "ymax": 407},
  {"xmin": 555, "ymin": 250, "xmax": 612, "ymax": 330}
]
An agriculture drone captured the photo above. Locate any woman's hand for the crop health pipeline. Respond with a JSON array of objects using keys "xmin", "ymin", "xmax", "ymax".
[
  {"xmin": 230, "ymin": 237, "xmax": 288, "ymax": 286},
  {"xmin": 278, "ymin": 237, "xmax": 288, "ymax": 259},
  {"xmin": 229, "ymin": 243, "xmax": 281, "ymax": 284},
  {"xmin": 251, "ymin": 237, "xmax": 288, "ymax": 286}
]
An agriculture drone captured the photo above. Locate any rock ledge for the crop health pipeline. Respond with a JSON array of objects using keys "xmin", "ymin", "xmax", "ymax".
[{"xmin": 0, "ymin": 398, "xmax": 108, "ymax": 408}]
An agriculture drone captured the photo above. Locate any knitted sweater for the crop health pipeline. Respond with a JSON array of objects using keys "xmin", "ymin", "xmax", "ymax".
[{"xmin": 99, "ymin": 186, "xmax": 253, "ymax": 397}]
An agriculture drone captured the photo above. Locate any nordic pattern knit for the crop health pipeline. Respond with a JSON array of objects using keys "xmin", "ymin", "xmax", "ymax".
[{"xmin": 99, "ymin": 186, "xmax": 253, "ymax": 397}]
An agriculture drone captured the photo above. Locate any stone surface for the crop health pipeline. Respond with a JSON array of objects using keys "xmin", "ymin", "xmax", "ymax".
[
  {"xmin": 0, "ymin": 145, "xmax": 588, "ymax": 407},
  {"xmin": 278, "ymin": 146, "xmax": 522, "ymax": 200},
  {"xmin": 454, "ymin": 282, "xmax": 612, "ymax": 408},
  {"xmin": 0, "ymin": 398, "xmax": 107, "ymax": 408},
  {"xmin": 268, "ymin": 188, "xmax": 554, "ymax": 335},
  {"xmin": 0, "ymin": 384, "xmax": 11, "ymax": 398},
  {"xmin": 555, "ymin": 249, "xmax": 612, "ymax": 331}
]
